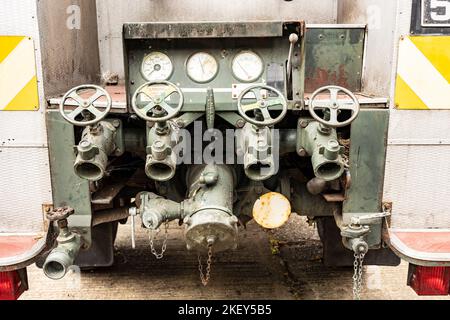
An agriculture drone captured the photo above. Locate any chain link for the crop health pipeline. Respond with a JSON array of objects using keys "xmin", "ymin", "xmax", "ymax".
[
  {"xmin": 198, "ymin": 245, "xmax": 213, "ymax": 286},
  {"xmin": 148, "ymin": 220, "xmax": 169, "ymax": 259},
  {"xmin": 352, "ymin": 251, "xmax": 366, "ymax": 300}
]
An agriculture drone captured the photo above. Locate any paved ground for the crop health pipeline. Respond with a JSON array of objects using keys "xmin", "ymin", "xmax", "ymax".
[{"xmin": 21, "ymin": 215, "xmax": 448, "ymax": 300}]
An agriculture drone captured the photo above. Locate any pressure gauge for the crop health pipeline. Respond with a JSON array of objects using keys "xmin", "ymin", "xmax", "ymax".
[
  {"xmin": 186, "ymin": 52, "xmax": 219, "ymax": 83},
  {"xmin": 232, "ymin": 51, "xmax": 264, "ymax": 82},
  {"xmin": 141, "ymin": 52, "xmax": 173, "ymax": 81}
]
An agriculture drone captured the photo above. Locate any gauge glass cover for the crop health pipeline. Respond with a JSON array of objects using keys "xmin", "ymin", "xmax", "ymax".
[
  {"xmin": 141, "ymin": 52, "xmax": 173, "ymax": 81},
  {"xmin": 232, "ymin": 51, "xmax": 263, "ymax": 82},
  {"xmin": 186, "ymin": 52, "xmax": 218, "ymax": 83}
]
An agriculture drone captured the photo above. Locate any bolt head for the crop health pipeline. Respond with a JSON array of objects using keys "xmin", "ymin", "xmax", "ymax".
[
  {"xmin": 176, "ymin": 119, "xmax": 184, "ymax": 128},
  {"xmin": 236, "ymin": 119, "xmax": 245, "ymax": 128},
  {"xmin": 112, "ymin": 119, "xmax": 120, "ymax": 128}
]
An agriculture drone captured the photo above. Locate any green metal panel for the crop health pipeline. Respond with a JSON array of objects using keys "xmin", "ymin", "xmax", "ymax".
[
  {"xmin": 46, "ymin": 111, "xmax": 92, "ymax": 246},
  {"xmin": 124, "ymin": 22, "xmax": 305, "ymax": 112},
  {"xmin": 305, "ymin": 28, "xmax": 365, "ymax": 93},
  {"xmin": 123, "ymin": 21, "xmax": 283, "ymax": 39},
  {"xmin": 343, "ymin": 109, "xmax": 389, "ymax": 248}
]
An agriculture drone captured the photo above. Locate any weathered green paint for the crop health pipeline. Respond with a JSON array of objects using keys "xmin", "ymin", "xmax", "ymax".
[
  {"xmin": 305, "ymin": 28, "xmax": 365, "ymax": 92},
  {"xmin": 297, "ymin": 121, "xmax": 345, "ymax": 181},
  {"xmin": 124, "ymin": 22, "xmax": 305, "ymax": 112},
  {"xmin": 343, "ymin": 109, "xmax": 389, "ymax": 248},
  {"xmin": 124, "ymin": 21, "xmax": 284, "ymax": 39},
  {"xmin": 46, "ymin": 111, "xmax": 92, "ymax": 246}
]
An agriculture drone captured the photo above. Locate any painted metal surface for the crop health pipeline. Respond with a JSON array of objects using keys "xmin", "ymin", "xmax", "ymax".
[
  {"xmin": 46, "ymin": 111, "xmax": 92, "ymax": 247},
  {"xmin": 0, "ymin": 235, "xmax": 47, "ymax": 268},
  {"xmin": 124, "ymin": 21, "xmax": 304, "ymax": 112},
  {"xmin": 36, "ymin": 0, "xmax": 100, "ymax": 96},
  {"xmin": 383, "ymin": 145, "xmax": 450, "ymax": 229},
  {"xmin": 343, "ymin": 109, "xmax": 389, "ymax": 247},
  {"xmin": 411, "ymin": 0, "xmax": 450, "ymax": 34},
  {"xmin": 389, "ymin": 229, "xmax": 450, "ymax": 265},
  {"xmin": 96, "ymin": 0, "xmax": 338, "ymax": 79},
  {"xmin": 0, "ymin": 36, "xmax": 39, "ymax": 111},
  {"xmin": 395, "ymin": 35, "xmax": 450, "ymax": 109},
  {"xmin": 338, "ymin": 0, "xmax": 398, "ymax": 97},
  {"xmin": 0, "ymin": 148, "xmax": 51, "ymax": 233},
  {"xmin": 383, "ymin": 0, "xmax": 450, "ymax": 234},
  {"xmin": 124, "ymin": 22, "xmax": 283, "ymax": 39},
  {"xmin": 304, "ymin": 27, "xmax": 365, "ymax": 92},
  {"xmin": 0, "ymin": 1, "xmax": 51, "ymax": 240}
]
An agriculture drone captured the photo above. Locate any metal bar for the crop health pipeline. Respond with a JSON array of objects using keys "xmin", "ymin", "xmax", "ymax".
[{"xmin": 124, "ymin": 21, "xmax": 284, "ymax": 39}]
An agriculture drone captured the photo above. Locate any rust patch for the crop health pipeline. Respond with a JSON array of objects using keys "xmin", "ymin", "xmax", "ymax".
[{"xmin": 306, "ymin": 65, "xmax": 350, "ymax": 92}]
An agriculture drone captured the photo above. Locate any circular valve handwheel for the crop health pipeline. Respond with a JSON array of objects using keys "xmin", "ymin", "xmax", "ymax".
[
  {"xmin": 59, "ymin": 85, "xmax": 112, "ymax": 126},
  {"xmin": 309, "ymin": 85, "xmax": 360, "ymax": 128},
  {"xmin": 131, "ymin": 81, "xmax": 184, "ymax": 122},
  {"xmin": 237, "ymin": 85, "xmax": 288, "ymax": 127}
]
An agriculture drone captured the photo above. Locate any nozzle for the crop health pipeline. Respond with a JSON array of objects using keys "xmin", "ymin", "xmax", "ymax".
[
  {"xmin": 145, "ymin": 156, "xmax": 176, "ymax": 181},
  {"xmin": 43, "ymin": 236, "xmax": 81, "ymax": 280}
]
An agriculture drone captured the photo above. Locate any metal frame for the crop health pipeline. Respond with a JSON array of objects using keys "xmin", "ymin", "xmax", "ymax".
[{"xmin": 411, "ymin": 0, "xmax": 450, "ymax": 34}]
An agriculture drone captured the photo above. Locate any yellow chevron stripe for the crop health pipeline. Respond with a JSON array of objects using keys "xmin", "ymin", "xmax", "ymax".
[
  {"xmin": 0, "ymin": 36, "xmax": 25, "ymax": 64},
  {"xmin": 0, "ymin": 36, "xmax": 39, "ymax": 111},
  {"xmin": 3, "ymin": 76, "xmax": 39, "ymax": 111},
  {"xmin": 395, "ymin": 36, "xmax": 450, "ymax": 110},
  {"xmin": 395, "ymin": 75, "xmax": 429, "ymax": 110},
  {"xmin": 410, "ymin": 36, "xmax": 450, "ymax": 84}
]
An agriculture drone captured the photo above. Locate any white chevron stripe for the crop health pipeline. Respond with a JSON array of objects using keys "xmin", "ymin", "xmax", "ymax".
[
  {"xmin": 0, "ymin": 37, "xmax": 36, "ymax": 110},
  {"xmin": 397, "ymin": 37, "xmax": 450, "ymax": 109}
]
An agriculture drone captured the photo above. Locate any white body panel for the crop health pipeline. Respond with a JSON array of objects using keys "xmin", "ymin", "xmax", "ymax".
[
  {"xmin": 383, "ymin": 0, "xmax": 450, "ymax": 229},
  {"xmin": 0, "ymin": 0, "xmax": 51, "ymax": 233}
]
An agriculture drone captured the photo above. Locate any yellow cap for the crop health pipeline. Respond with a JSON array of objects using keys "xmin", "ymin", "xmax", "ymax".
[{"xmin": 252, "ymin": 192, "xmax": 291, "ymax": 229}]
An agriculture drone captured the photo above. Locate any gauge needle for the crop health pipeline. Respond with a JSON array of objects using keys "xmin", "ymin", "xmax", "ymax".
[
  {"xmin": 198, "ymin": 56, "xmax": 205, "ymax": 75},
  {"xmin": 236, "ymin": 60, "xmax": 250, "ymax": 78}
]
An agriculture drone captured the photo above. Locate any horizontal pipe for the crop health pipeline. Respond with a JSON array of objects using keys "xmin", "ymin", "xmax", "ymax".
[{"xmin": 92, "ymin": 207, "xmax": 130, "ymax": 227}]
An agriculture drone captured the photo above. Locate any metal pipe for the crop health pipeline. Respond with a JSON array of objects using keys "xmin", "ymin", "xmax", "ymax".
[
  {"xmin": 139, "ymin": 192, "xmax": 182, "ymax": 229},
  {"xmin": 91, "ymin": 207, "xmax": 131, "ymax": 227},
  {"xmin": 74, "ymin": 121, "xmax": 117, "ymax": 181},
  {"xmin": 43, "ymin": 231, "xmax": 81, "ymax": 280},
  {"xmin": 299, "ymin": 122, "xmax": 345, "ymax": 181}
]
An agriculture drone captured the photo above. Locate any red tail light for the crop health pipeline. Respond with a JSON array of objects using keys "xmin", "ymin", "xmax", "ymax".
[
  {"xmin": 0, "ymin": 269, "xmax": 28, "ymax": 300},
  {"xmin": 409, "ymin": 265, "xmax": 450, "ymax": 296}
]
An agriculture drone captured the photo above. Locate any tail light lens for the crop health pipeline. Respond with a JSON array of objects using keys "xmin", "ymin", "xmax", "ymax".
[
  {"xmin": 0, "ymin": 269, "xmax": 28, "ymax": 300},
  {"xmin": 409, "ymin": 265, "xmax": 450, "ymax": 296}
]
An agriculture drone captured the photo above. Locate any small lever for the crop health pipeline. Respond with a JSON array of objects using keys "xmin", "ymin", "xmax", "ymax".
[
  {"xmin": 129, "ymin": 207, "xmax": 138, "ymax": 249},
  {"xmin": 286, "ymin": 33, "xmax": 299, "ymax": 84}
]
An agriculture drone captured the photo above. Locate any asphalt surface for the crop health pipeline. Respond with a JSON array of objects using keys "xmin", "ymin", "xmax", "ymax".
[{"xmin": 21, "ymin": 215, "xmax": 448, "ymax": 300}]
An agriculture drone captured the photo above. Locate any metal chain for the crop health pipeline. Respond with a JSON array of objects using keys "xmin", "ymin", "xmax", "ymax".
[
  {"xmin": 198, "ymin": 245, "xmax": 213, "ymax": 286},
  {"xmin": 148, "ymin": 220, "xmax": 169, "ymax": 259},
  {"xmin": 352, "ymin": 251, "xmax": 366, "ymax": 300}
]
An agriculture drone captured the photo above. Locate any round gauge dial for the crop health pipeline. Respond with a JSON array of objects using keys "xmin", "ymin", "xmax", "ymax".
[
  {"xmin": 186, "ymin": 52, "xmax": 218, "ymax": 83},
  {"xmin": 232, "ymin": 51, "xmax": 264, "ymax": 82},
  {"xmin": 141, "ymin": 52, "xmax": 173, "ymax": 81}
]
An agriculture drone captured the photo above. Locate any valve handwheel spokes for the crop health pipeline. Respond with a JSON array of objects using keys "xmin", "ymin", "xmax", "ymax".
[
  {"xmin": 59, "ymin": 85, "xmax": 112, "ymax": 126},
  {"xmin": 309, "ymin": 85, "xmax": 360, "ymax": 128},
  {"xmin": 237, "ymin": 84, "xmax": 288, "ymax": 127},
  {"xmin": 131, "ymin": 81, "xmax": 184, "ymax": 122}
]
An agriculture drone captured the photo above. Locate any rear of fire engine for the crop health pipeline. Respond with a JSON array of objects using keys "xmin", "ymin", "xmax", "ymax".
[{"xmin": 0, "ymin": 0, "xmax": 449, "ymax": 300}]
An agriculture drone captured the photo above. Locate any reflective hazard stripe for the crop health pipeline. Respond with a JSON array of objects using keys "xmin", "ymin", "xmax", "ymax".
[
  {"xmin": 395, "ymin": 35, "xmax": 450, "ymax": 110},
  {"xmin": 0, "ymin": 36, "xmax": 39, "ymax": 111}
]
